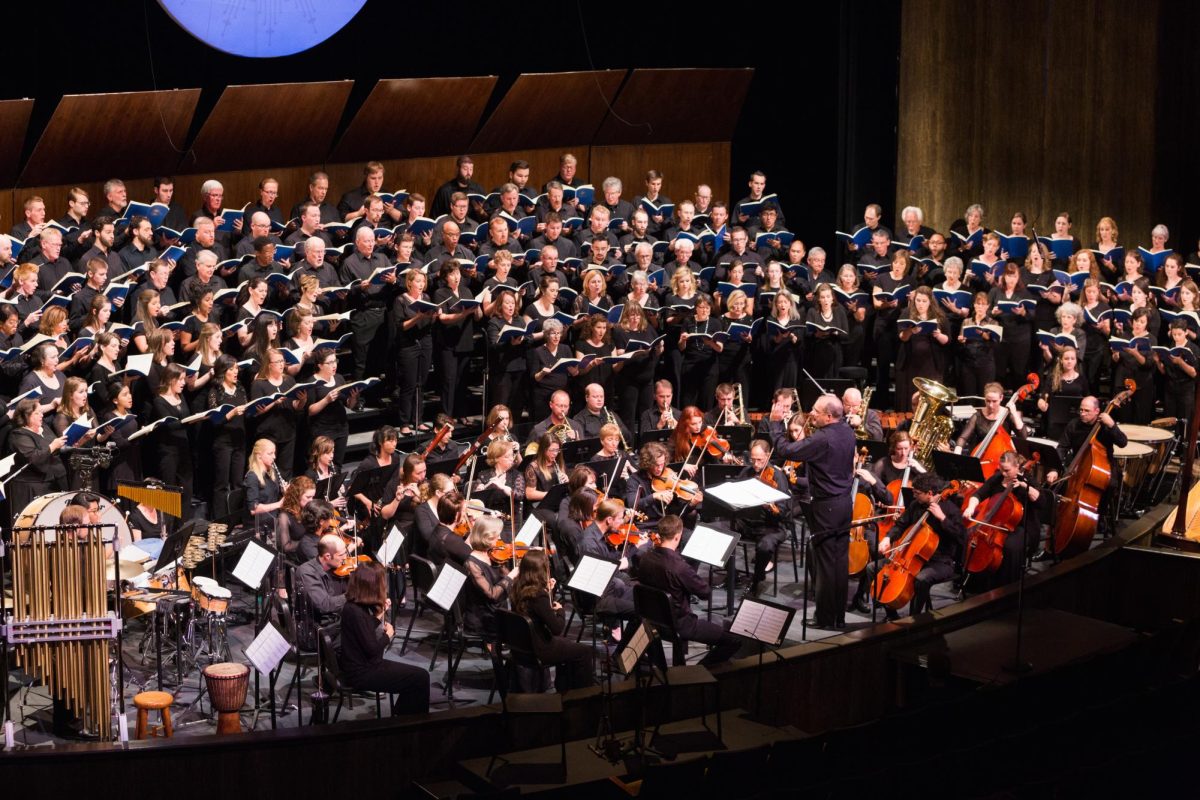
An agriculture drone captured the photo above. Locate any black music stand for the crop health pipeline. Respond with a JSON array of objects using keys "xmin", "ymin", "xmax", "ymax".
[
  {"xmin": 426, "ymin": 453, "xmax": 462, "ymax": 478},
  {"xmin": 1015, "ymin": 436, "xmax": 1063, "ymax": 476},
  {"xmin": 730, "ymin": 596, "xmax": 796, "ymax": 725},
  {"xmin": 314, "ymin": 471, "xmax": 345, "ymax": 502},
  {"xmin": 858, "ymin": 439, "xmax": 890, "ymax": 463},
  {"xmin": 1046, "ymin": 395, "xmax": 1078, "ymax": 437},
  {"xmin": 535, "ymin": 482, "xmax": 570, "ymax": 516},
  {"xmin": 930, "ymin": 451, "xmax": 986, "ymax": 485},
  {"xmin": 346, "ymin": 463, "xmax": 399, "ymax": 513},
  {"xmin": 562, "ymin": 437, "xmax": 601, "ymax": 465},
  {"xmin": 715, "ymin": 425, "xmax": 752, "ymax": 454},
  {"xmin": 637, "ymin": 428, "xmax": 673, "ymax": 448}
]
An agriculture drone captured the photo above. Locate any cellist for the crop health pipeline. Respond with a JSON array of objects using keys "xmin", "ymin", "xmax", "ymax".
[
  {"xmin": 1046, "ymin": 396, "xmax": 1128, "ymax": 538},
  {"xmin": 866, "ymin": 472, "xmax": 966, "ymax": 621},
  {"xmin": 953, "ymin": 381, "xmax": 1028, "ymax": 454},
  {"xmin": 847, "ymin": 449, "xmax": 898, "ymax": 615},
  {"xmin": 962, "ymin": 451, "xmax": 1042, "ymax": 588}
]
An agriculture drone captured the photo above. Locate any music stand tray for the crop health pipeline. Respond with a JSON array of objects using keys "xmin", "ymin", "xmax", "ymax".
[
  {"xmin": 637, "ymin": 429, "xmax": 673, "ymax": 448},
  {"xmin": 562, "ymin": 437, "xmax": 601, "ymax": 466},
  {"xmin": 930, "ymin": 451, "xmax": 986, "ymax": 484}
]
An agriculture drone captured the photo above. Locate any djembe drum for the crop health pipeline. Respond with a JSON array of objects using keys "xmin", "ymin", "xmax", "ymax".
[{"xmin": 203, "ymin": 661, "xmax": 249, "ymax": 734}]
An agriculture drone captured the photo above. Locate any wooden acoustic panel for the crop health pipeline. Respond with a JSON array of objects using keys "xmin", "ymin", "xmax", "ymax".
[
  {"xmin": 186, "ymin": 82, "xmax": 353, "ymax": 174},
  {"xmin": 470, "ymin": 71, "xmax": 625, "ymax": 154},
  {"xmin": 589, "ymin": 142, "xmax": 730, "ymax": 210},
  {"xmin": 331, "ymin": 77, "xmax": 498, "ymax": 163},
  {"xmin": 594, "ymin": 68, "xmax": 753, "ymax": 145},
  {"xmin": 20, "ymin": 90, "xmax": 199, "ymax": 187},
  {"xmin": 0, "ymin": 100, "xmax": 33, "ymax": 187}
]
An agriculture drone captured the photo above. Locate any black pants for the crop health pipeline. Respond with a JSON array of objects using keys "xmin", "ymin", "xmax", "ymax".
[
  {"xmin": 873, "ymin": 323, "xmax": 898, "ymax": 405},
  {"xmin": 210, "ymin": 431, "xmax": 246, "ymax": 518},
  {"xmin": 679, "ymin": 355, "xmax": 716, "ymax": 410},
  {"xmin": 749, "ymin": 526, "xmax": 787, "ymax": 583},
  {"xmin": 958, "ymin": 356, "xmax": 995, "ymax": 398},
  {"xmin": 491, "ymin": 369, "xmax": 527, "ymax": 422},
  {"xmin": 675, "ymin": 614, "xmax": 741, "ymax": 666},
  {"xmin": 805, "ymin": 496, "xmax": 851, "ymax": 626},
  {"xmin": 158, "ymin": 443, "xmax": 194, "ymax": 519},
  {"xmin": 536, "ymin": 637, "xmax": 596, "ymax": 692},
  {"xmin": 1164, "ymin": 382, "xmax": 1194, "ymax": 427},
  {"xmin": 343, "ymin": 662, "xmax": 430, "ymax": 715},
  {"xmin": 396, "ymin": 342, "xmax": 432, "ymax": 428},
  {"xmin": 437, "ymin": 347, "xmax": 471, "ymax": 418},
  {"xmin": 350, "ymin": 307, "xmax": 386, "ymax": 381},
  {"xmin": 996, "ymin": 336, "xmax": 1031, "ymax": 391}
]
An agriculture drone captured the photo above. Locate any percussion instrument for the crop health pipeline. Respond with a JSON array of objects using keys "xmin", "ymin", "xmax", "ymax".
[
  {"xmin": 1122, "ymin": 424, "xmax": 1174, "ymax": 477},
  {"xmin": 203, "ymin": 662, "xmax": 250, "ymax": 734},
  {"xmin": 9, "ymin": 492, "xmax": 123, "ymax": 737},
  {"xmin": 1113, "ymin": 442, "xmax": 1154, "ymax": 490},
  {"xmin": 191, "ymin": 576, "xmax": 232, "ymax": 614}
]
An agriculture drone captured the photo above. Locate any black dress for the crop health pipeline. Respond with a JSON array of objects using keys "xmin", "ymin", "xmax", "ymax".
[
  {"xmin": 149, "ymin": 394, "xmax": 193, "ymax": 519},
  {"xmin": 517, "ymin": 591, "xmax": 595, "ymax": 692},
  {"xmin": 337, "ymin": 601, "xmax": 429, "ymax": 715},
  {"xmin": 250, "ymin": 375, "xmax": 300, "ymax": 478},
  {"xmin": 462, "ymin": 554, "xmax": 511, "ymax": 641}
]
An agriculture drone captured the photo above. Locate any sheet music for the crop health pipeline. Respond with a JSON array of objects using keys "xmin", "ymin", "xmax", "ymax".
[
  {"xmin": 514, "ymin": 515, "xmax": 541, "ymax": 548},
  {"xmin": 704, "ymin": 477, "xmax": 789, "ymax": 510},
  {"xmin": 245, "ymin": 622, "xmax": 290, "ymax": 675},
  {"xmin": 618, "ymin": 622, "xmax": 653, "ymax": 675},
  {"xmin": 567, "ymin": 555, "xmax": 618, "ymax": 597},
  {"xmin": 426, "ymin": 564, "xmax": 467, "ymax": 611},
  {"xmin": 731, "ymin": 599, "xmax": 793, "ymax": 646},
  {"xmin": 377, "ymin": 525, "xmax": 405, "ymax": 565},
  {"xmin": 231, "ymin": 539, "xmax": 275, "ymax": 589},
  {"xmin": 681, "ymin": 525, "xmax": 736, "ymax": 567}
]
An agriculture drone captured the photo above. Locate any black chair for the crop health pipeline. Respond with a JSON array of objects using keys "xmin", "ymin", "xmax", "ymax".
[
  {"xmin": 399, "ymin": 554, "xmax": 444, "ymax": 661},
  {"xmin": 279, "ymin": 588, "xmax": 320, "ymax": 714},
  {"xmin": 704, "ymin": 743, "xmax": 772, "ymax": 796},
  {"xmin": 318, "ymin": 630, "xmax": 391, "ymax": 722},
  {"xmin": 487, "ymin": 609, "xmax": 566, "ymax": 780},
  {"xmin": 610, "ymin": 755, "xmax": 709, "ymax": 797},
  {"xmin": 631, "ymin": 584, "xmax": 722, "ymax": 746}
]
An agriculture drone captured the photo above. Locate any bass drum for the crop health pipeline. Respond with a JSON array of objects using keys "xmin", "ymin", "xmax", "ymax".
[{"xmin": 14, "ymin": 490, "xmax": 131, "ymax": 562}]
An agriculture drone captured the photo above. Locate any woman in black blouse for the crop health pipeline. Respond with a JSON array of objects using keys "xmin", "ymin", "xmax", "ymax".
[
  {"xmin": 957, "ymin": 292, "xmax": 1000, "ymax": 397},
  {"xmin": 678, "ymin": 293, "xmax": 723, "ymax": 409},
  {"xmin": 804, "ymin": 283, "xmax": 850, "ymax": 379},
  {"xmin": 87, "ymin": 331, "xmax": 122, "ymax": 410},
  {"xmin": 307, "ymin": 346, "xmax": 353, "ymax": 466},
  {"xmin": 413, "ymin": 473, "xmax": 454, "ymax": 559},
  {"xmin": 393, "ymin": 270, "xmax": 436, "ymax": 436},
  {"xmin": 275, "ymin": 476, "xmax": 317, "ymax": 563},
  {"xmin": 7, "ymin": 399, "xmax": 67, "ymax": 514},
  {"xmin": 150, "ymin": 364, "xmax": 193, "ymax": 519},
  {"xmin": 0, "ymin": 304, "xmax": 26, "ymax": 399},
  {"xmin": 988, "ymin": 263, "xmax": 1036, "ymax": 390},
  {"xmin": 337, "ymin": 561, "xmax": 429, "ymax": 715},
  {"xmin": 894, "ymin": 287, "xmax": 950, "ymax": 413},
  {"xmin": 485, "ymin": 290, "xmax": 529, "ymax": 424},
  {"xmin": 206, "ymin": 354, "xmax": 248, "ymax": 517},
  {"xmin": 509, "ymin": 549, "xmax": 595, "ymax": 691},
  {"xmin": 528, "ymin": 318, "xmax": 575, "ymax": 417},
  {"xmin": 432, "ymin": 261, "xmax": 481, "ymax": 425},
  {"xmin": 20, "ymin": 342, "xmax": 66, "ymax": 415},
  {"xmin": 462, "ymin": 516, "xmax": 517, "ymax": 642},
  {"xmin": 472, "ymin": 438, "xmax": 524, "ymax": 541},
  {"xmin": 523, "ymin": 433, "xmax": 567, "ymax": 526},
  {"xmin": 98, "ymin": 381, "xmax": 141, "ymax": 493},
  {"xmin": 244, "ymin": 438, "xmax": 284, "ymax": 536},
  {"xmin": 250, "ymin": 347, "xmax": 306, "ymax": 478},
  {"xmin": 572, "ymin": 314, "xmax": 616, "ymax": 402}
]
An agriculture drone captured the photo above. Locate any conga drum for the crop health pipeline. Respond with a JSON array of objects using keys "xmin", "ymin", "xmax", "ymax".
[{"xmin": 203, "ymin": 662, "xmax": 249, "ymax": 734}]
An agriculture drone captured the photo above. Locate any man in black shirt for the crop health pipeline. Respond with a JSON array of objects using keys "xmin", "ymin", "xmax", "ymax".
[
  {"xmin": 639, "ymin": 380, "xmax": 681, "ymax": 436},
  {"xmin": 33, "ymin": 229, "xmax": 79, "ymax": 301},
  {"xmin": 68, "ymin": 257, "xmax": 111, "ymax": 333},
  {"xmin": 737, "ymin": 440, "xmax": 793, "ymax": 596},
  {"xmin": 128, "ymin": 260, "xmax": 177, "ymax": 323},
  {"xmin": 244, "ymin": 177, "xmax": 284, "ymax": 227},
  {"xmin": 57, "ymin": 187, "xmax": 93, "ymax": 263},
  {"xmin": 431, "ymin": 192, "xmax": 479, "ymax": 249},
  {"xmin": 529, "ymin": 214, "xmax": 579, "ymax": 260},
  {"xmin": 528, "ymin": 390, "xmax": 584, "ymax": 447},
  {"xmin": 430, "ymin": 156, "xmax": 485, "ymax": 220},
  {"xmin": 339, "ymin": 161, "xmax": 401, "ymax": 224},
  {"xmin": 598, "ymin": 177, "xmax": 634, "ymax": 234},
  {"xmin": 340, "ymin": 226, "xmax": 396, "ymax": 380},
  {"xmin": 636, "ymin": 515, "xmax": 740, "ymax": 666},
  {"xmin": 174, "ymin": 217, "xmax": 231, "ymax": 290},
  {"xmin": 75, "ymin": 217, "xmax": 122, "ymax": 276},
  {"xmin": 296, "ymin": 534, "xmax": 349, "ymax": 633},
  {"xmin": 289, "ymin": 171, "xmax": 340, "ymax": 225},
  {"xmin": 573, "ymin": 384, "xmax": 633, "ymax": 442},
  {"xmin": 192, "ymin": 179, "xmax": 239, "ymax": 251},
  {"xmin": 118, "ymin": 216, "xmax": 159, "ymax": 273},
  {"xmin": 151, "ymin": 176, "xmax": 189, "ymax": 236},
  {"xmin": 769, "ymin": 393, "xmax": 856, "ymax": 629},
  {"xmin": 292, "ymin": 238, "xmax": 340, "ymax": 290},
  {"xmin": 11, "ymin": 195, "xmax": 48, "ymax": 262},
  {"xmin": 575, "ymin": 498, "xmax": 640, "ymax": 616},
  {"xmin": 234, "ymin": 212, "xmax": 280, "ymax": 258}
]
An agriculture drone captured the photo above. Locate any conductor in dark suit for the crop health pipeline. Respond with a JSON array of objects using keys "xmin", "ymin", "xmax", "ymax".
[{"xmin": 768, "ymin": 393, "xmax": 856, "ymax": 629}]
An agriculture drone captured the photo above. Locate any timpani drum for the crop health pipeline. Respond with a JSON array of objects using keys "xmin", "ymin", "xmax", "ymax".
[
  {"xmin": 202, "ymin": 662, "xmax": 249, "ymax": 734},
  {"xmin": 1113, "ymin": 442, "xmax": 1154, "ymax": 491},
  {"xmin": 1121, "ymin": 424, "xmax": 1174, "ymax": 477},
  {"xmin": 191, "ymin": 576, "xmax": 231, "ymax": 614}
]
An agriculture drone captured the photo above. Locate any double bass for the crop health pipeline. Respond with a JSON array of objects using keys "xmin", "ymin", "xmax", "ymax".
[
  {"xmin": 1052, "ymin": 381, "xmax": 1136, "ymax": 557},
  {"xmin": 873, "ymin": 482, "xmax": 959, "ymax": 610},
  {"xmin": 970, "ymin": 374, "xmax": 1039, "ymax": 481}
]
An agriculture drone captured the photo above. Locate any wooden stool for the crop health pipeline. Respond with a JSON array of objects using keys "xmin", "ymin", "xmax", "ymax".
[{"xmin": 133, "ymin": 691, "xmax": 174, "ymax": 739}]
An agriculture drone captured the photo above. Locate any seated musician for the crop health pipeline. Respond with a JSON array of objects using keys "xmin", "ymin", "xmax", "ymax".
[
  {"xmin": 755, "ymin": 388, "xmax": 799, "ymax": 437},
  {"xmin": 379, "ymin": 452, "xmax": 425, "ymax": 534},
  {"xmin": 702, "ymin": 382, "xmax": 742, "ymax": 428},
  {"xmin": 508, "ymin": 549, "xmax": 596, "ymax": 691},
  {"xmin": 244, "ymin": 438, "xmax": 284, "ymax": 535},
  {"xmin": 429, "ymin": 491, "xmax": 471, "ymax": 566},
  {"xmin": 462, "ymin": 516, "xmax": 518, "ymax": 642},
  {"xmin": 962, "ymin": 450, "xmax": 1042, "ymax": 588},
  {"xmin": 573, "ymin": 383, "xmax": 633, "ymax": 442},
  {"xmin": 590, "ymin": 423, "xmax": 636, "ymax": 489},
  {"xmin": 639, "ymin": 379, "xmax": 681, "ymax": 435},
  {"xmin": 527, "ymin": 389, "xmax": 584, "ymax": 446},
  {"xmin": 413, "ymin": 474, "xmax": 454, "ymax": 559},
  {"xmin": 1046, "ymin": 395, "xmax": 1127, "ymax": 537},
  {"xmin": 868, "ymin": 431, "xmax": 926, "ymax": 487},
  {"xmin": 337, "ymin": 561, "xmax": 430, "ymax": 715},
  {"xmin": 954, "ymin": 381, "xmax": 1028, "ymax": 453},
  {"xmin": 576, "ymin": 498, "xmax": 642, "ymax": 617},
  {"xmin": 425, "ymin": 413, "xmax": 466, "ymax": 463},
  {"xmin": 673, "ymin": 405, "xmax": 740, "ymax": 477},
  {"xmin": 866, "ymin": 472, "xmax": 966, "ymax": 621},
  {"xmin": 560, "ymin": 464, "xmax": 597, "ymax": 517},
  {"xmin": 555, "ymin": 488, "xmax": 597, "ymax": 566},
  {"xmin": 636, "ymin": 514, "xmax": 741, "ymax": 666},
  {"xmin": 847, "ymin": 453, "xmax": 894, "ymax": 614},
  {"xmin": 295, "ymin": 533, "xmax": 349, "ymax": 638},
  {"xmin": 471, "ymin": 439, "xmax": 525, "ymax": 539},
  {"xmin": 276, "ymin": 476, "xmax": 318, "ymax": 563},
  {"xmin": 738, "ymin": 439, "xmax": 793, "ymax": 597},
  {"xmin": 626, "ymin": 441, "xmax": 703, "ymax": 530},
  {"xmin": 524, "ymin": 432, "xmax": 567, "ymax": 526},
  {"xmin": 842, "ymin": 387, "xmax": 883, "ymax": 441}
]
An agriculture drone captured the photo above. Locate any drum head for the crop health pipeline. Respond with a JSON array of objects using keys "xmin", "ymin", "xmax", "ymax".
[
  {"xmin": 1114, "ymin": 442, "xmax": 1153, "ymax": 457},
  {"xmin": 1122, "ymin": 424, "xmax": 1173, "ymax": 442},
  {"xmin": 14, "ymin": 491, "xmax": 130, "ymax": 546},
  {"xmin": 204, "ymin": 662, "xmax": 249, "ymax": 678}
]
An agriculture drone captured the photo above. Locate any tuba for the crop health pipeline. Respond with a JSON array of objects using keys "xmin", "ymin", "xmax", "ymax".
[{"xmin": 909, "ymin": 377, "xmax": 957, "ymax": 464}]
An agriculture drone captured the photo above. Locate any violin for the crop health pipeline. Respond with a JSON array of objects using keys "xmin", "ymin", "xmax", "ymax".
[
  {"xmin": 873, "ymin": 481, "xmax": 960, "ymax": 610},
  {"xmin": 756, "ymin": 458, "xmax": 786, "ymax": 515},
  {"xmin": 452, "ymin": 498, "xmax": 510, "ymax": 537},
  {"xmin": 488, "ymin": 542, "xmax": 531, "ymax": 565},
  {"xmin": 690, "ymin": 426, "xmax": 744, "ymax": 466},
  {"xmin": 651, "ymin": 467, "xmax": 701, "ymax": 503},
  {"xmin": 331, "ymin": 514, "xmax": 374, "ymax": 576},
  {"xmin": 604, "ymin": 509, "xmax": 657, "ymax": 548}
]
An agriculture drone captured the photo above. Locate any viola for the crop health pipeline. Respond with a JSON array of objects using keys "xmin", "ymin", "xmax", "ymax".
[
  {"xmin": 452, "ymin": 498, "xmax": 509, "ymax": 537},
  {"xmin": 1053, "ymin": 380, "xmax": 1136, "ymax": 557},
  {"xmin": 873, "ymin": 482, "xmax": 960, "ymax": 610},
  {"xmin": 605, "ymin": 520, "xmax": 659, "ymax": 549},
  {"xmin": 689, "ymin": 426, "xmax": 744, "ymax": 466}
]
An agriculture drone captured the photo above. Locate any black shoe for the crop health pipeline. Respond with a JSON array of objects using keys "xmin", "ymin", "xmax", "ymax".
[
  {"xmin": 803, "ymin": 617, "xmax": 838, "ymax": 631},
  {"xmin": 848, "ymin": 596, "xmax": 871, "ymax": 615},
  {"xmin": 884, "ymin": 609, "xmax": 900, "ymax": 622},
  {"xmin": 748, "ymin": 580, "xmax": 764, "ymax": 599},
  {"xmin": 1031, "ymin": 549, "xmax": 1053, "ymax": 563}
]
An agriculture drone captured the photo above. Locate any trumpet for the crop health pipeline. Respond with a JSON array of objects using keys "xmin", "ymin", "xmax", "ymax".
[{"xmin": 660, "ymin": 405, "xmax": 676, "ymax": 430}]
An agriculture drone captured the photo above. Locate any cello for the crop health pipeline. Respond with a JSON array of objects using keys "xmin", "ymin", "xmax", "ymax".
[
  {"xmin": 847, "ymin": 447, "xmax": 875, "ymax": 575},
  {"xmin": 970, "ymin": 374, "xmax": 1039, "ymax": 481},
  {"xmin": 873, "ymin": 481, "xmax": 959, "ymax": 610},
  {"xmin": 962, "ymin": 471, "xmax": 1026, "ymax": 575},
  {"xmin": 1052, "ymin": 381, "xmax": 1136, "ymax": 557}
]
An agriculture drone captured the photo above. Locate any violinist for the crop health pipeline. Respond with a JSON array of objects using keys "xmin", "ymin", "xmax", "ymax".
[
  {"xmin": 768, "ymin": 393, "xmax": 856, "ymax": 630},
  {"xmin": 414, "ymin": 474, "xmax": 454, "ymax": 558},
  {"xmin": 576, "ymin": 498, "xmax": 640, "ymax": 617},
  {"xmin": 636, "ymin": 515, "xmax": 741, "ymax": 666},
  {"xmin": 626, "ymin": 441, "xmax": 703, "ymax": 528},
  {"xmin": 560, "ymin": 465, "xmax": 597, "ymax": 518},
  {"xmin": 556, "ymin": 488, "xmax": 597, "ymax": 565},
  {"xmin": 738, "ymin": 440, "xmax": 792, "ymax": 597},
  {"xmin": 638, "ymin": 379, "xmax": 680, "ymax": 435},
  {"xmin": 429, "ymin": 491, "xmax": 471, "ymax": 567},
  {"xmin": 508, "ymin": 549, "xmax": 596, "ymax": 691},
  {"xmin": 868, "ymin": 472, "xmax": 966, "ymax": 621},
  {"xmin": 276, "ymin": 476, "xmax": 318, "ymax": 563},
  {"xmin": 672, "ymin": 405, "xmax": 740, "ymax": 475},
  {"xmin": 295, "ymin": 533, "xmax": 349, "ymax": 636},
  {"xmin": 462, "ymin": 516, "xmax": 518, "ymax": 643},
  {"xmin": 962, "ymin": 451, "xmax": 1042, "ymax": 588},
  {"xmin": 954, "ymin": 382, "xmax": 1027, "ymax": 453}
]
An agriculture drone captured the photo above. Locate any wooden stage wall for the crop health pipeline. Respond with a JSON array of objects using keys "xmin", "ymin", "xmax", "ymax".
[{"xmin": 896, "ymin": 0, "xmax": 1159, "ymax": 245}]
